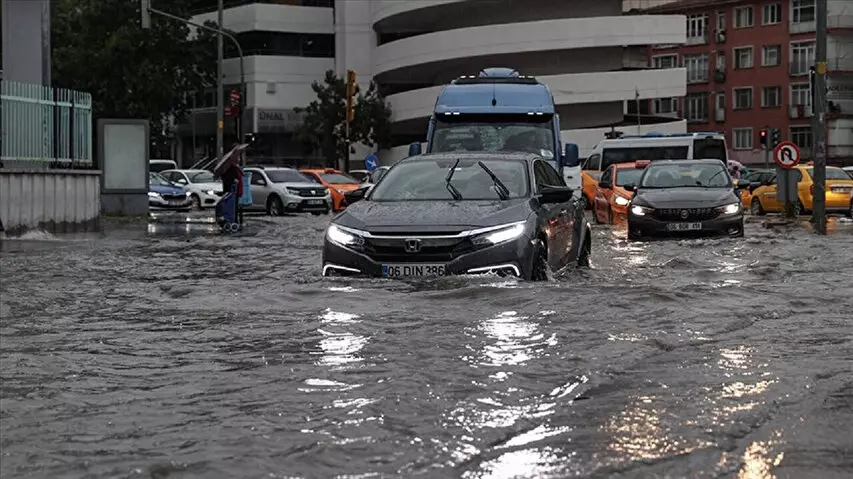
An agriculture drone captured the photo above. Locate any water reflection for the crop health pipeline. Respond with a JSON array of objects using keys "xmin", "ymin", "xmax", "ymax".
[
  {"xmin": 469, "ymin": 311, "xmax": 557, "ymax": 368},
  {"xmin": 463, "ymin": 446, "xmax": 565, "ymax": 479},
  {"xmin": 737, "ymin": 430, "xmax": 785, "ymax": 479},
  {"xmin": 311, "ymin": 309, "xmax": 368, "ymax": 368}
]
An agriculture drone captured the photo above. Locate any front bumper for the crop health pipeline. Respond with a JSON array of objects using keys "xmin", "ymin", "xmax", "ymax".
[
  {"xmin": 149, "ymin": 196, "xmax": 192, "ymax": 211},
  {"xmin": 281, "ymin": 193, "xmax": 332, "ymax": 213},
  {"xmin": 198, "ymin": 191, "xmax": 223, "ymax": 208},
  {"xmin": 628, "ymin": 209, "xmax": 744, "ymax": 238},
  {"xmin": 322, "ymin": 233, "xmax": 536, "ymax": 279}
]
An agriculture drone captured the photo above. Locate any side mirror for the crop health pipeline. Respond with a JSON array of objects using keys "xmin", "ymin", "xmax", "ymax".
[
  {"xmin": 343, "ymin": 186, "xmax": 370, "ymax": 205},
  {"xmin": 539, "ymin": 185, "xmax": 574, "ymax": 204},
  {"xmin": 561, "ymin": 143, "xmax": 580, "ymax": 168},
  {"xmin": 623, "ymin": 184, "xmax": 636, "ymax": 191},
  {"xmin": 598, "ymin": 180, "xmax": 612, "ymax": 189},
  {"xmin": 408, "ymin": 142, "xmax": 422, "ymax": 157}
]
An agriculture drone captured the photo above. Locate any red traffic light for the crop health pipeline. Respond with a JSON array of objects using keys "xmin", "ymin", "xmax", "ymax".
[{"xmin": 760, "ymin": 129, "xmax": 767, "ymax": 137}]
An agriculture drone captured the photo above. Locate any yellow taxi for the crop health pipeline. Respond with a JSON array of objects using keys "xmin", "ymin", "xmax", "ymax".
[
  {"xmin": 748, "ymin": 165, "xmax": 853, "ymax": 216},
  {"xmin": 739, "ymin": 169, "xmax": 774, "ymax": 207},
  {"xmin": 592, "ymin": 161, "xmax": 648, "ymax": 224}
]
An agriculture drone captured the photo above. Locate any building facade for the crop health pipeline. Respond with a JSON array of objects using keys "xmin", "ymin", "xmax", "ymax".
[
  {"xmin": 644, "ymin": 0, "xmax": 853, "ymax": 165},
  {"xmin": 177, "ymin": 0, "xmax": 689, "ymax": 166}
]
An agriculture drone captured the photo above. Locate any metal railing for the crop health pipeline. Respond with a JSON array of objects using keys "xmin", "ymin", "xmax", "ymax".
[{"xmin": 0, "ymin": 80, "xmax": 93, "ymax": 169}]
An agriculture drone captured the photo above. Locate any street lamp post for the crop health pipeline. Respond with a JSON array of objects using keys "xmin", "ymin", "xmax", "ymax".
[{"xmin": 141, "ymin": 2, "xmax": 247, "ymax": 146}]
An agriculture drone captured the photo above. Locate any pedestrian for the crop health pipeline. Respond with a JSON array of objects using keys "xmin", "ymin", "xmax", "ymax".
[{"xmin": 214, "ymin": 144, "xmax": 246, "ymax": 231}]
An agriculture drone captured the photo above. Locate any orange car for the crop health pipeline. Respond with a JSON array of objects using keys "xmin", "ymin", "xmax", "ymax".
[
  {"xmin": 300, "ymin": 168, "xmax": 362, "ymax": 211},
  {"xmin": 592, "ymin": 161, "xmax": 648, "ymax": 224}
]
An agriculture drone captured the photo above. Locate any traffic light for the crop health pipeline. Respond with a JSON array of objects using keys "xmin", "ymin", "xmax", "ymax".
[
  {"xmin": 759, "ymin": 128, "xmax": 768, "ymax": 149},
  {"xmin": 771, "ymin": 128, "xmax": 781, "ymax": 147},
  {"xmin": 345, "ymin": 69, "xmax": 357, "ymax": 123}
]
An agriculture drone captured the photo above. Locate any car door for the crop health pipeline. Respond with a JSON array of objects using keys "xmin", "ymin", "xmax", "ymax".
[
  {"xmin": 541, "ymin": 160, "xmax": 575, "ymax": 268},
  {"xmin": 247, "ymin": 169, "xmax": 269, "ymax": 208},
  {"xmin": 593, "ymin": 166, "xmax": 614, "ymax": 222},
  {"xmin": 759, "ymin": 174, "xmax": 782, "ymax": 212}
]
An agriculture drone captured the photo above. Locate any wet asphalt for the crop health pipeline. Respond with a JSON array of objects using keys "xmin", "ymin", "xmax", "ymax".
[{"xmin": 1, "ymin": 211, "xmax": 852, "ymax": 479}]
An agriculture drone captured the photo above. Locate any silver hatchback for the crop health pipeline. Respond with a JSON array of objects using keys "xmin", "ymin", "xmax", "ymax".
[{"xmin": 244, "ymin": 167, "xmax": 332, "ymax": 216}]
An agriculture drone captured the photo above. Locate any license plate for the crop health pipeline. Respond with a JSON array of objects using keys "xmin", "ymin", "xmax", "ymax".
[
  {"xmin": 382, "ymin": 263, "xmax": 446, "ymax": 277},
  {"xmin": 306, "ymin": 199, "xmax": 324, "ymax": 205},
  {"xmin": 666, "ymin": 222, "xmax": 702, "ymax": 231},
  {"xmin": 830, "ymin": 187, "xmax": 851, "ymax": 194},
  {"xmin": 169, "ymin": 200, "xmax": 185, "ymax": 206}
]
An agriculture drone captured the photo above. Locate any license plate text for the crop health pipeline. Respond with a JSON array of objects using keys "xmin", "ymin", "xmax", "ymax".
[
  {"xmin": 666, "ymin": 222, "xmax": 702, "ymax": 231},
  {"xmin": 382, "ymin": 264, "xmax": 446, "ymax": 277}
]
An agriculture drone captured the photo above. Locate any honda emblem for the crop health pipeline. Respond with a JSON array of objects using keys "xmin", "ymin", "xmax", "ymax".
[
  {"xmin": 404, "ymin": 238, "xmax": 421, "ymax": 253},
  {"xmin": 680, "ymin": 209, "xmax": 689, "ymax": 219}
]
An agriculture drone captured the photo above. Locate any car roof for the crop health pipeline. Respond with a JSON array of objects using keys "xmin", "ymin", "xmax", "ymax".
[
  {"xmin": 405, "ymin": 151, "xmax": 541, "ymax": 163},
  {"xmin": 645, "ymin": 159, "xmax": 725, "ymax": 166}
]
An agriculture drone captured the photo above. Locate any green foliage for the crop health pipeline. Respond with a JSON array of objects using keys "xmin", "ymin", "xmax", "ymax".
[
  {"xmin": 294, "ymin": 70, "xmax": 393, "ymax": 168},
  {"xmin": 51, "ymin": 0, "xmax": 217, "ymax": 143}
]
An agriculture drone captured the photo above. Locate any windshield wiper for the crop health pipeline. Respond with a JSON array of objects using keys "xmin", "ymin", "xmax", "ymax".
[
  {"xmin": 445, "ymin": 158, "xmax": 463, "ymax": 200},
  {"xmin": 477, "ymin": 161, "xmax": 510, "ymax": 200}
]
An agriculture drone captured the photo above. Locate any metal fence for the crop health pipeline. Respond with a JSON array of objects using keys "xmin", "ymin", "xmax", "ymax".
[{"xmin": 0, "ymin": 80, "xmax": 93, "ymax": 169}]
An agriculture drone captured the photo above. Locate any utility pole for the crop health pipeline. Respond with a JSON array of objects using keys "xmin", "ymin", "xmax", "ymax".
[
  {"xmin": 216, "ymin": 0, "xmax": 224, "ymax": 161},
  {"xmin": 811, "ymin": 0, "xmax": 828, "ymax": 234}
]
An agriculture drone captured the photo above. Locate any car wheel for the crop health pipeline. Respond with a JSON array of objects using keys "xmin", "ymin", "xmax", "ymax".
[
  {"xmin": 592, "ymin": 205, "xmax": 603, "ymax": 225},
  {"xmin": 577, "ymin": 233, "xmax": 591, "ymax": 267},
  {"xmin": 530, "ymin": 238, "xmax": 549, "ymax": 281},
  {"xmin": 267, "ymin": 196, "xmax": 284, "ymax": 216},
  {"xmin": 190, "ymin": 194, "xmax": 201, "ymax": 210},
  {"xmin": 732, "ymin": 220, "xmax": 745, "ymax": 238},
  {"xmin": 750, "ymin": 199, "xmax": 765, "ymax": 216},
  {"xmin": 627, "ymin": 222, "xmax": 641, "ymax": 241}
]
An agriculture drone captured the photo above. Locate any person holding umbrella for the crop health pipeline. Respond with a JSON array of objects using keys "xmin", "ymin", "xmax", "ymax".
[{"xmin": 214, "ymin": 143, "xmax": 248, "ymax": 232}]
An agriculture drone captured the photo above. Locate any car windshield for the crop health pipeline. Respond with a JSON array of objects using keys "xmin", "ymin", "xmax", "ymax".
[
  {"xmin": 370, "ymin": 158, "xmax": 530, "ymax": 201},
  {"xmin": 321, "ymin": 173, "xmax": 359, "ymax": 184},
  {"xmin": 188, "ymin": 171, "xmax": 215, "ymax": 183},
  {"xmin": 806, "ymin": 167, "xmax": 850, "ymax": 180},
  {"xmin": 641, "ymin": 163, "xmax": 731, "ymax": 188},
  {"xmin": 266, "ymin": 170, "xmax": 312, "ymax": 183},
  {"xmin": 615, "ymin": 168, "xmax": 644, "ymax": 187},
  {"xmin": 431, "ymin": 115, "xmax": 555, "ymax": 160},
  {"xmin": 149, "ymin": 173, "xmax": 173, "ymax": 186}
]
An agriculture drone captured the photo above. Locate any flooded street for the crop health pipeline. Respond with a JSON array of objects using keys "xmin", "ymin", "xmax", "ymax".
[{"xmin": 1, "ymin": 214, "xmax": 852, "ymax": 478}]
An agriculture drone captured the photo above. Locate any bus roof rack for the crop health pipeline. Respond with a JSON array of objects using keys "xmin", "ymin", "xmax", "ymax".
[{"xmin": 612, "ymin": 132, "xmax": 725, "ymax": 139}]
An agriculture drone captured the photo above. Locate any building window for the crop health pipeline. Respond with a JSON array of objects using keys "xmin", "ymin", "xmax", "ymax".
[
  {"xmin": 790, "ymin": 125, "xmax": 813, "ymax": 149},
  {"xmin": 715, "ymin": 92, "xmax": 726, "ymax": 122},
  {"xmin": 792, "ymin": 0, "xmax": 816, "ymax": 24},
  {"xmin": 685, "ymin": 92, "xmax": 709, "ymax": 122},
  {"xmin": 790, "ymin": 83, "xmax": 812, "ymax": 106},
  {"xmin": 716, "ymin": 11, "xmax": 726, "ymax": 32},
  {"xmin": 733, "ymin": 128, "xmax": 753, "ymax": 150},
  {"xmin": 226, "ymin": 31, "xmax": 335, "ymax": 58},
  {"xmin": 684, "ymin": 54, "xmax": 709, "ymax": 83},
  {"xmin": 790, "ymin": 41, "xmax": 815, "ymax": 75},
  {"xmin": 734, "ymin": 88, "xmax": 753, "ymax": 109},
  {"xmin": 762, "ymin": 86, "xmax": 782, "ymax": 107},
  {"xmin": 762, "ymin": 4, "xmax": 782, "ymax": 25},
  {"xmin": 653, "ymin": 98, "xmax": 678, "ymax": 115},
  {"xmin": 734, "ymin": 47, "xmax": 754, "ymax": 69},
  {"xmin": 687, "ymin": 14, "xmax": 709, "ymax": 43},
  {"xmin": 716, "ymin": 54, "xmax": 726, "ymax": 70},
  {"xmin": 761, "ymin": 45, "xmax": 781, "ymax": 66},
  {"xmin": 734, "ymin": 6, "xmax": 754, "ymax": 28},
  {"xmin": 190, "ymin": 0, "xmax": 334, "ymax": 13},
  {"xmin": 652, "ymin": 54, "xmax": 678, "ymax": 69}
]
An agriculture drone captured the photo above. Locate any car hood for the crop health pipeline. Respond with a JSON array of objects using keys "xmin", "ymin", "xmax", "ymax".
[
  {"xmin": 193, "ymin": 182, "xmax": 223, "ymax": 191},
  {"xmin": 634, "ymin": 187, "xmax": 737, "ymax": 208},
  {"xmin": 330, "ymin": 183, "xmax": 362, "ymax": 192},
  {"xmin": 335, "ymin": 199, "xmax": 533, "ymax": 233},
  {"xmin": 275, "ymin": 182, "xmax": 326, "ymax": 189},
  {"xmin": 150, "ymin": 184, "xmax": 185, "ymax": 195}
]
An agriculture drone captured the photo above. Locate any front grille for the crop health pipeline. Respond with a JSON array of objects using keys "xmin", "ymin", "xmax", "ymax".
[
  {"xmin": 292, "ymin": 187, "xmax": 326, "ymax": 197},
  {"xmin": 162, "ymin": 194, "xmax": 186, "ymax": 201},
  {"xmin": 652, "ymin": 207, "xmax": 719, "ymax": 222},
  {"xmin": 363, "ymin": 236, "xmax": 479, "ymax": 263}
]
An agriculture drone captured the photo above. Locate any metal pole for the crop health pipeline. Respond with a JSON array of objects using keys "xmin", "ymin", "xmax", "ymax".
[
  {"xmin": 147, "ymin": 6, "xmax": 246, "ymax": 145},
  {"xmin": 216, "ymin": 0, "xmax": 224, "ymax": 161},
  {"xmin": 764, "ymin": 144, "xmax": 770, "ymax": 170},
  {"xmin": 811, "ymin": 0, "xmax": 828, "ymax": 235}
]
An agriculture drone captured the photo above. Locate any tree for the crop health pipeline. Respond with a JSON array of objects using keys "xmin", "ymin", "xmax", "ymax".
[
  {"xmin": 294, "ymin": 70, "xmax": 393, "ymax": 169},
  {"xmin": 51, "ymin": 0, "xmax": 218, "ymax": 146}
]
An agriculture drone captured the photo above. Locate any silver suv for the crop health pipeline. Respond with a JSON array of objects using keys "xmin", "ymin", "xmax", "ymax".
[{"xmin": 244, "ymin": 167, "xmax": 332, "ymax": 216}]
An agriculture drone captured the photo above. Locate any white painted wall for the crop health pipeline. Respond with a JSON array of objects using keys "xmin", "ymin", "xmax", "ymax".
[
  {"xmin": 192, "ymin": 4, "xmax": 333, "ymax": 34},
  {"xmin": 335, "ymin": 1, "xmax": 376, "ymax": 86},
  {"xmin": 221, "ymin": 56, "xmax": 335, "ymax": 109},
  {"xmin": 0, "ymin": 171, "xmax": 101, "ymax": 236},
  {"xmin": 828, "ymin": 118, "xmax": 853, "ymax": 159}
]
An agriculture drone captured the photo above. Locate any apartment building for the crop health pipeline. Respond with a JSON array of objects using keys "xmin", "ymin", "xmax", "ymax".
[
  {"xmin": 176, "ymin": 0, "xmax": 689, "ymax": 165},
  {"xmin": 644, "ymin": 0, "xmax": 853, "ymax": 165}
]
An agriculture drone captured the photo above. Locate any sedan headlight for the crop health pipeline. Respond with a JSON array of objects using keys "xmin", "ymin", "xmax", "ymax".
[
  {"xmin": 630, "ymin": 205, "xmax": 653, "ymax": 216},
  {"xmin": 472, "ymin": 222, "xmax": 526, "ymax": 246},
  {"xmin": 148, "ymin": 192, "xmax": 161, "ymax": 198},
  {"xmin": 185, "ymin": 192, "xmax": 191, "ymax": 197},
  {"xmin": 615, "ymin": 196, "xmax": 630, "ymax": 206},
  {"xmin": 716, "ymin": 202, "xmax": 741, "ymax": 215},
  {"xmin": 286, "ymin": 188, "xmax": 301, "ymax": 194},
  {"xmin": 205, "ymin": 190, "xmax": 215, "ymax": 196},
  {"xmin": 326, "ymin": 224, "xmax": 365, "ymax": 247}
]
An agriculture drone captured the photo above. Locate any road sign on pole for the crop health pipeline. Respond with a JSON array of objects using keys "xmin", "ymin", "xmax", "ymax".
[
  {"xmin": 773, "ymin": 141, "xmax": 800, "ymax": 169},
  {"xmin": 365, "ymin": 154, "xmax": 379, "ymax": 172}
]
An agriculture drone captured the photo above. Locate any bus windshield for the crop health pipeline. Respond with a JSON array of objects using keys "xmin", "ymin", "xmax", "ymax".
[
  {"xmin": 601, "ymin": 146, "xmax": 689, "ymax": 170},
  {"xmin": 431, "ymin": 114, "xmax": 556, "ymax": 160}
]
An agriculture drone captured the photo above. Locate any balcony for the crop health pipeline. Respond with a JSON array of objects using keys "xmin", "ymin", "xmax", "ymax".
[
  {"xmin": 714, "ymin": 29, "xmax": 726, "ymax": 44},
  {"xmin": 789, "ymin": 104, "xmax": 814, "ymax": 119},
  {"xmin": 789, "ymin": 61, "xmax": 812, "ymax": 76},
  {"xmin": 714, "ymin": 68, "xmax": 726, "ymax": 83},
  {"xmin": 686, "ymin": 33, "xmax": 709, "ymax": 46},
  {"xmin": 790, "ymin": 19, "xmax": 816, "ymax": 34},
  {"xmin": 715, "ymin": 108, "xmax": 725, "ymax": 122}
]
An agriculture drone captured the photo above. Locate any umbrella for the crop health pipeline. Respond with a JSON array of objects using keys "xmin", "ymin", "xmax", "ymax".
[{"xmin": 727, "ymin": 159, "xmax": 744, "ymax": 170}]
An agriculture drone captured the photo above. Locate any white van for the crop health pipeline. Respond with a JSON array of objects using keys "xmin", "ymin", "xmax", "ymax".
[{"xmin": 149, "ymin": 159, "xmax": 178, "ymax": 173}]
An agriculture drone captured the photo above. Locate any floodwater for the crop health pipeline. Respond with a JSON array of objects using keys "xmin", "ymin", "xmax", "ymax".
[{"xmin": 1, "ymin": 214, "xmax": 852, "ymax": 478}]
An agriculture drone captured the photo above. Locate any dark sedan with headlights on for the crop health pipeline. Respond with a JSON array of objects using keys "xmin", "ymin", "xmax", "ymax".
[
  {"xmin": 625, "ymin": 159, "xmax": 748, "ymax": 240},
  {"xmin": 322, "ymin": 152, "xmax": 592, "ymax": 281}
]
